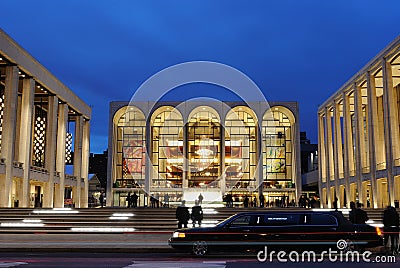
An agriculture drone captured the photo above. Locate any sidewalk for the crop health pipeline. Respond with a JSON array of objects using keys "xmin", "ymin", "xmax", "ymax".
[{"xmin": 0, "ymin": 232, "xmax": 173, "ymax": 252}]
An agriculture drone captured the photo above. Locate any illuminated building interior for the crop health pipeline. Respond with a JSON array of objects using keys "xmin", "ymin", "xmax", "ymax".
[{"xmin": 109, "ymin": 102, "xmax": 300, "ymax": 207}]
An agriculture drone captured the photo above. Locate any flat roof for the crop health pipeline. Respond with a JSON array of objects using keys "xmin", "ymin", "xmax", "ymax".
[{"xmin": 0, "ymin": 28, "xmax": 91, "ymax": 119}]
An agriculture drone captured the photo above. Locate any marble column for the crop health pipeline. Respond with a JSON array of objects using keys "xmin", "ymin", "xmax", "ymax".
[
  {"xmin": 354, "ymin": 83, "xmax": 364, "ymax": 204},
  {"xmin": 325, "ymin": 107, "xmax": 334, "ymax": 208},
  {"xmin": 44, "ymin": 95, "xmax": 58, "ymax": 208},
  {"xmin": 73, "ymin": 115, "xmax": 83, "ymax": 207},
  {"xmin": 343, "ymin": 92, "xmax": 353, "ymax": 204},
  {"xmin": 0, "ymin": 66, "xmax": 19, "ymax": 207},
  {"xmin": 55, "ymin": 103, "xmax": 68, "ymax": 208},
  {"xmin": 18, "ymin": 78, "xmax": 35, "ymax": 207},
  {"xmin": 382, "ymin": 59, "xmax": 396, "ymax": 206},
  {"xmin": 318, "ymin": 113, "xmax": 326, "ymax": 207},
  {"xmin": 293, "ymin": 117, "xmax": 302, "ymax": 203},
  {"xmin": 333, "ymin": 100, "xmax": 343, "ymax": 207},
  {"xmin": 366, "ymin": 72, "xmax": 379, "ymax": 208},
  {"xmin": 81, "ymin": 119, "xmax": 90, "ymax": 208}
]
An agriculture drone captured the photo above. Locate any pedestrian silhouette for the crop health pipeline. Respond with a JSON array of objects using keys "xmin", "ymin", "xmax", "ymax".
[
  {"xmin": 349, "ymin": 201, "xmax": 356, "ymax": 223},
  {"xmin": 99, "ymin": 193, "xmax": 105, "ymax": 208},
  {"xmin": 163, "ymin": 193, "xmax": 170, "ymax": 208},
  {"xmin": 354, "ymin": 202, "xmax": 368, "ymax": 224},
  {"xmin": 243, "ymin": 196, "xmax": 249, "ymax": 208},
  {"xmin": 198, "ymin": 193, "xmax": 203, "ymax": 205},
  {"xmin": 191, "ymin": 200, "xmax": 203, "ymax": 227},
  {"xmin": 259, "ymin": 194, "xmax": 265, "ymax": 208},
  {"xmin": 131, "ymin": 192, "xmax": 138, "ymax": 208},
  {"xmin": 126, "ymin": 193, "xmax": 131, "ymax": 208},
  {"xmin": 383, "ymin": 206, "xmax": 399, "ymax": 254},
  {"xmin": 176, "ymin": 200, "xmax": 190, "ymax": 228}
]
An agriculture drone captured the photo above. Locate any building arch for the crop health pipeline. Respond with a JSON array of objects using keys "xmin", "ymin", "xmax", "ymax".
[
  {"xmin": 112, "ymin": 106, "xmax": 146, "ymax": 193},
  {"xmin": 150, "ymin": 106, "xmax": 184, "ymax": 189},
  {"xmin": 187, "ymin": 106, "xmax": 221, "ymax": 188},
  {"xmin": 224, "ymin": 106, "xmax": 258, "ymax": 191},
  {"xmin": 261, "ymin": 106, "xmax": 297, "ymax": 205}
]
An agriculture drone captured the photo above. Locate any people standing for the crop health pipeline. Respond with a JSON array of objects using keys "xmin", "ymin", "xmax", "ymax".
[
  {"xmin": 198, "ymin": 193, "xmax": 203, "ymax": 205},
  {"xmin": 126, "ymin": 193, "xmax": 131, "ymax": 208},
  {"xmin": 333, "ymin": 196, "xmax": 338, "ymax": 209},
  {"xmin": 259, "ymin": 194, "xmax": 265, "ymax": 208},
  {"xmin": 243, "ymin": 196, "xmax": 249, "ymax": 208},
  {"xmin": 349, "ymin": 201, "xmax": 356, "ymax": 223},
  {"xmin": 131, "ymin": 192, "xmax": 138, "ymax": 208},
  {"xmin": 191, "ymin": 200, "xmax": 203, "ymax": 227},
  {"xmin": 252, "ymin": 196, "xmax": 257, "ymax": 208},
  {"xmin": 176, "ymin": 200, "xmax": 190, "ymax": 228},
  {"xmin": 354, "ymin": 202, "xmax": 369, "ymax": 224},
  {"xmin": 150, "ymin": 195, "xmax": 156, "ymax": 208},
  {"xmin": 99, "ymin": 193, "xmax": 105, "ymax": 208},
  {"xmin": 163, "ymin": 193, "xmax": 170, "ymax": 208},
  {"xmin": 383, "ymin": 206, "xmax": 399, "ymax": 254}
]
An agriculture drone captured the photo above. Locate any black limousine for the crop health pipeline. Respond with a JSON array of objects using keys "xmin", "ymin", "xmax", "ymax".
[{"xmin": 169, "ymin": 210, "xmax": 383, "ymax": 256}]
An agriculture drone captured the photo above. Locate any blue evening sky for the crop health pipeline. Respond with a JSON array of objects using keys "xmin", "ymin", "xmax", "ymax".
[{"xmin": 1, "ymin": 0, "xmax": 400, "ymax": 153}]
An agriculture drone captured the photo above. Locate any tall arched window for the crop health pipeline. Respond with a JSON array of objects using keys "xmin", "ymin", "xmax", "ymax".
[
  {"xmin": 262, "ymin": 108, "xmax": 294, "ymax": 189},
  {"xmin": 187, "ymin": 106, "xmax": 220, "ymax": 188},
  {"xmin": 114, "ymin": 106, "xmax": 146, "ymax": 188},
  {"xmin": 151, "ymin": 106, "xmax": 184, "ymax": 188},
  {"xmin": 225, "ymin": 106, "xmax": 257, "ymax": 189}
]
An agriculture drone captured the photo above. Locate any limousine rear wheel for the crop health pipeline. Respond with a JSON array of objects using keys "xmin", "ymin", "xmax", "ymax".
[{"xmin": 192, "ymin": 241, "xmax": 208, "ymax": 256}]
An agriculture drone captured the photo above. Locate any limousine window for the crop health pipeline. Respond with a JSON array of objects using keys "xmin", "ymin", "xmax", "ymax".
[
  {"xmin": 307, "ymin": 213, "xmax": 338, "ymax": 226},
  {"xmin": 230, "ymin": 215, "xmax": 252, "ymax": 226},
  {"xmin": 263, "ymin": 214, "xmax": 300, "ymax": 226}
]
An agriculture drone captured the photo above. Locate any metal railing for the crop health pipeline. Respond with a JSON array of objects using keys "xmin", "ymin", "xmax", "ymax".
[
  {"xmin": 12, "ymin": 161, "xmax": 23, "ymax": 168},
  {"xmin": 376, "ymin": 162, "xmax": 386, "ymax": 170},
  {"xmin": 30, "ymin": 165, "xmax": 49, "ymax": 174},
  {"xmin": 362, "ymin": 166, "xmax": 370, "ymax": 174}
]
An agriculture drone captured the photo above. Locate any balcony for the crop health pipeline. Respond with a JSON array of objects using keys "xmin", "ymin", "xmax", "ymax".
[
  {"xmin": 362, "ymin": 166, "xmax": 370, "ymax": 174},
  {"xmin": 376, "ymin": 162, "xmax": 386, "ymax": 170}
]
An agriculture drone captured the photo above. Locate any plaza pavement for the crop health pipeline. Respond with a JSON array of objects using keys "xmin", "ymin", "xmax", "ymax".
[{"xmin": 0, "ymin": 232, "xmax": 173, "ymax": 252}]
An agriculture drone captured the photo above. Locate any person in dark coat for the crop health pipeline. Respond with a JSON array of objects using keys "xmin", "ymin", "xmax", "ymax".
[
  {"xmin": 198, "ymin": 193, "xmax": 203, "ymax": 205},
  {"xmin": 99, "ymin": 193, "xmax": 105, "ymax": 208},
  {"xmin": 131, "ymin": 192, "xmax": 138, "ymax": 208},
  {"xmin": 354, "ymin": 202, "xmax": 369, "ymax": 224},
  {"xmin": 259, "ymin": 194, "xmax": 265, "ymax": 208},
  {"xmin": 383, "ymin": 206, "xmax": 399, "ymax": 254},
  {"xmin": 333, "ymin": 196, "xmax": 338, "ymax": 209},
  {"xmin": 191, "ymin": 200, "xmax": 203, "ymax": 227},
  {"xmin": 349, "ymin": 201, "xmax": 356, "ymax": 223},
  {"xmin": 126, "ymin": 193, "xmax": 131, "ymax": 208},
  {"xmin": 176, "ymin": 200, "xmax": 190, "ymax": 228},
  {"xmin": 243, "ymin": 196, "xmax": 249, "ymax": 208}
]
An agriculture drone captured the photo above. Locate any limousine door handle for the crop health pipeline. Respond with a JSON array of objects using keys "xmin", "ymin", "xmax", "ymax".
[{"xmin": 243, "ymin": 229, "xmax": 251, "ymax": 232}]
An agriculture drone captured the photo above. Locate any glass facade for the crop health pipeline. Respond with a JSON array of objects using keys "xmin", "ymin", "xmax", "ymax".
[
  {"xmin": 111, "ymin": 103, "xmax": 299, "ymax": 207},
  {"xmin": 262, "ymin": 110, "xmax": 293, "ymax": 190},
  {"xmin": 225, "ymin": 107, "xmax": 257, "ymax": 189},
  {"xmin": 187, "ymin": 107, "xmax": 221, "ymax": 188},
  {"xmin": 115, "ymin": 107, "xmax": 146, "ymax": 188},
  {"xmin": 151, "ymin": 107, "xmax": 184, "ymax": 188}
]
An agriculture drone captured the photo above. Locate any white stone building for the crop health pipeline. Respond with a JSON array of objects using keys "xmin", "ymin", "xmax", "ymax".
[
  {"xmin": 318, "ymin": 36, "xmax": 400, "ymax": 208},
  {"xmin": 0, "ymin": 29, "xmax": 91, "ymax": 208}
]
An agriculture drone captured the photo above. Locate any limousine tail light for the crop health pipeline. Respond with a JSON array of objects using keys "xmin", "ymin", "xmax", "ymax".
[
  {"xmin": 173, "ymin": 232, "xmax": 186, "ymax": 238},
  {"xmin": 376, "ymin": 227, "xmax": 382, "ymax": 236}
]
